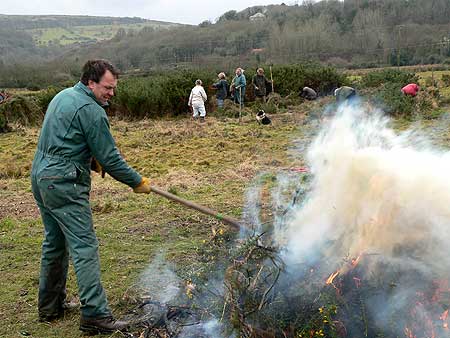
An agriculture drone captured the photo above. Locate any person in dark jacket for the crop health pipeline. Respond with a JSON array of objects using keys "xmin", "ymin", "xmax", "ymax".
[
  {"xmin": 31, "ymin": 59, "xmax": 151, "ymax": 334},
  {"xmin": 252, "ymin": 68, "xmax": 272, "ymax": 102},
  {"xmin": 211, "ymin": 72, "xmax": 228, "ymax": 109}
]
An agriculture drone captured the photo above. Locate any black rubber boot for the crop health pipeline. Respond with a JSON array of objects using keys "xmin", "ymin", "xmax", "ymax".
[
  {"xmin": 39, "ymin": 310, "xmax": 64, "ymax": 322},
  {"xmin": 39, "ymin": 300, "xmax": 80, "ymax": 322},
  {"xmin": 79, "ymin": 316, "xmax": 129, "ymax": 335}
]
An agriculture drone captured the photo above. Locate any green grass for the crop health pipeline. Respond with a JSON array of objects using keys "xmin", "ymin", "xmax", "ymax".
[
  {"xmin": 0, "ymin": 109, "xmax": 311, "ymax": 337},
  {"xmin": 2, "ymin": 94, "xmax": 449, "ymax": 337},
  {"xmin": 28, "ymin": 22, "xmax": 178, "ymax": 46}
]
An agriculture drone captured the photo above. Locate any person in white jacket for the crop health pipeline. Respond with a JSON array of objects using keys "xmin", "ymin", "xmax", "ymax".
[{"xmin": 188, "ymin": 79, "xmax": 207, "ymax": 121}]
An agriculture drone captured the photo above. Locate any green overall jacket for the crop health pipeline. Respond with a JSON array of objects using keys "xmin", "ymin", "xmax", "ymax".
[
  {"xmin": 31, "ymin": 82, "xmax": 141, "ymax": 318},
  {"xmin": 31, "ymin": 81, "xmax": 141, "ymax": 197}
]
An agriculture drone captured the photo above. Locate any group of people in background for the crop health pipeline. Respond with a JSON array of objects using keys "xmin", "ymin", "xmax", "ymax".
[
  {"xmin": 188, "ymin": 67, "xmax": 422, "ymax": 121},
  {"xmin": 188, "ymin": 67, "xmax": 274, "ymax": 121}
]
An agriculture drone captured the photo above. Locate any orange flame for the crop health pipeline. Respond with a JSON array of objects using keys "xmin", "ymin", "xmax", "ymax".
[
  {"xmin": 440, "ymin": 310, "xmax": 449, "ymax": 329},
  {"xmin": 325, "ymin": 253, "xmax": 364, "ymax": 286},
  {"xmin": 326, "ymin": 271, "xmax": 340, "ymax": 285},
  {"xmin": 404, "ymin": 327, "xmax": 415, "ymax": 338},
  {"xmin": 351, "ymin": 254, "xmax": 362, "ymax": 267}
]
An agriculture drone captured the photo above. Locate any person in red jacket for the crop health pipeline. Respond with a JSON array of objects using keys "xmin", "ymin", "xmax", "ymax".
[{"xmin": 401, "ymin": 83, "xmax": 420, "ymax": 97}]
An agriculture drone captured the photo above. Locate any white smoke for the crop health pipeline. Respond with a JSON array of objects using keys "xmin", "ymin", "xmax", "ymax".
[
  {"xmin": 139, "ymin": 252, "xmax": 182, "ymax": 304},
  {"xmin": 178, "ymin": 319, "xmax": 235, "ymax": 338},
  {"xmin": 278, "ymin": 104, "xmax": 450, "ymax": 276}
]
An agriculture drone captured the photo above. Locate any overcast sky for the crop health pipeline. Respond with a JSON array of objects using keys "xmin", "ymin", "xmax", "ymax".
[{"xmin": 0, "ymin": 1, "xmax": 290, "ymax": 24}]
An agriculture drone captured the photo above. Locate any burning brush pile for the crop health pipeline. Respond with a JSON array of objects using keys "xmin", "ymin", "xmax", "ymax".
[
  {"xmin": 128, "ymin": 105, "xmax": 450, "ymax": 338},
  {"xmin": 224, "ymin": 105, "xmax": 450, "ymax": 338}
]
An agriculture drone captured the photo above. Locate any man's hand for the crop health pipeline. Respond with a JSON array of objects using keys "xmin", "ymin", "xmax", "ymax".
[{"xmin": 133, "ymin": 177, "xmax": 151, "ymax": 194}]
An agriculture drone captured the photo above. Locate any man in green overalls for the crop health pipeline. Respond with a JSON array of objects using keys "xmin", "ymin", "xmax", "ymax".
[{"xmin": 31, "ymin": 59, "xmax": 151, "ymax": 334}]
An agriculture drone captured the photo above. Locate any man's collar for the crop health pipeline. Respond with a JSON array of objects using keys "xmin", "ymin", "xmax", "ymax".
[{"xmin": 74, "ymin": 81, "xmax": 109, "ymax": 108}]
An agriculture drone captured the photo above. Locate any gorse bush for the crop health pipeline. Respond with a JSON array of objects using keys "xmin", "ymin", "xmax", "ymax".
[
  {"xmin": 358, "ymin": 69, "xmax": 436, "ymax": 117},
  {"xmin": 0, "ymin": 95, "xmax": 43, "ymax": 130},
  {"xmin": 371, "ymin": 83, "xmax": 437, "ymax": 117},
  {"xmin": 374, "ymin": 83, "xmax": 416, "ymax": 116},
  {"xmin": 360, "ymin": 69, "xmax": 418, "ymax": 89},
  {"xmin": 0, "ymin": 109, "xmax": 7, "ymax": 132},
  {"xmin": 270, "ymin": 63, "xmax": 346, "ymax": 96},
  {"xmin": 442, "ymin": 74, "xmax": 450, "ymax": 87},
  {"xmin": 0, "ymin": 88, "xmax": 61, "ymax": 132},
  {"xmin": 35, "ymin": 86, "xmax": 62, "ymax": 112},
  {"xmin": 113, "ymin": 70, "xmax": 215, "ymax": 118},
  {"xmin": 1, "ymin": 64, "xmax": 345, "ymax": 128}
]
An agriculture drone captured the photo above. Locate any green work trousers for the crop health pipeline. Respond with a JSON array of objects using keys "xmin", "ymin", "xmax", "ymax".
[{"xmin": 31, "ymin": 156, "xmax": 111, "ymax": 319}]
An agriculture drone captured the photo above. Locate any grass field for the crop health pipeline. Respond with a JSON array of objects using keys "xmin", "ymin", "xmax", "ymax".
[
  {"xmin": 28, "ymin": 21, "xmax": 179, "ymax": 46},
  {"xmin": 0, "ymin": 105, "xmax": 312, "ymax": 337},
  {"xmin": 1, "ymin": 92, "xmax": 450, "ymax": 337}
]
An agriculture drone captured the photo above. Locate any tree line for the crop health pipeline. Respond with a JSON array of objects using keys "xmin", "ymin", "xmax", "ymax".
[{"xmin": 1, "ymin": 0, "xmax": 450, "ymax": 88}]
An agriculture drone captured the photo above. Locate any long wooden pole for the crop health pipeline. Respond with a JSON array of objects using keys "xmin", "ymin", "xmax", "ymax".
[
  {"xmin": 269, "ymin": 65, "xmax": 274, "ymax": 93},
  {"xmin": 239, "ymin": 86, "xmax": 242, "ymax": 123},
  {"xmin": 150, "ymin": 186, "xmax": 243, "ymax": 230}
]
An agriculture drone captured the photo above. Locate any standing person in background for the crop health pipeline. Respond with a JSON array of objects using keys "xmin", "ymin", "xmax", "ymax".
[
  {"xmin": 252, "ymin": 68, "xmax": 272, "ymax": 103},
  {"xmin": 231, "ymin": 67, "xmax": 246, "ymax": 107},
  {"xmin": 211, "ymin": 72, "xmax": 228, "ymax": 109},
  {"xmin": 188, "ymin": 79, "xmax": 208, "ymax": 122},
  {"xmin": 31, "ymin": 59, "xmax": 151, "ymax": 335}
]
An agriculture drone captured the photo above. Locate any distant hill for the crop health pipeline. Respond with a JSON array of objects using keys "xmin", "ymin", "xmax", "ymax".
[
  {"xmin": 0, "ymin": 14, "xmax": 180, "ymax": 46},
  {"xmin": 0, "ymin": 15, "xmax": 150, "ymax": 30},
  {"xmin": 72, "ymin": 0, "xmax": 450, "ymax": 71},
  {"xmin": 1, "ymin": 1, "xmax": 450, "ymax": 88}
]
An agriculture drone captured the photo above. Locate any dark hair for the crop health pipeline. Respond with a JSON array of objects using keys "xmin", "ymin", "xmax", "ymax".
[{"xmin": 80, "ymin": 59, "xmax": 119, "ymax": 85}]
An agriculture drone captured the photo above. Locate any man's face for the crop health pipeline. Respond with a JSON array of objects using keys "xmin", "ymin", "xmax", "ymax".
[
  {"xmin": 236, "ymin": 68, "xmax": 241, "ymax": 76},
  {"xmin": 88, "ymin": 70, "xmax": 117, "ymax": 105}
]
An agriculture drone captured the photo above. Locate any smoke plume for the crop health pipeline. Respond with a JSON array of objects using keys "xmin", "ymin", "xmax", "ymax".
[{"xmin": 280, "ymin": 104, "xmax": 450, "ymax": 274}]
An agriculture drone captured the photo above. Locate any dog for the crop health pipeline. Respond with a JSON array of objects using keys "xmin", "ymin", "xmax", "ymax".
[{"xmin": 256, "ymin": 110, "xmax": 271, "ymax": 125}]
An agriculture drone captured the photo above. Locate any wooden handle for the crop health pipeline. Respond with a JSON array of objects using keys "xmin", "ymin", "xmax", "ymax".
[{"xmin": 150, "ymin": 186, "xmax": 243, "ymax": 230}]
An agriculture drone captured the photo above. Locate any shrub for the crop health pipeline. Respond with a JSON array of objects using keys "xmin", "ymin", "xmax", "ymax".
[
  {"xmin": 360, "ymin": 69, "xmax": 418, "ymax": 89},
  {"xmin": 372, "ymin": 83, "xmax": 436, "ymax": 117},
  {"xmin": 35, "ymin": 86, "xmax": 61, "ymax": 112},
  {"xmin": 270, "ymin": 63, "xmax": 346, "ymax": 96},
  {"xmin": 113, "ymin": 69, "xmax": 215, "ymax": 118},
  {"xmin": 375, "ymin": 83, "xmax": 416, "ymax": 115},
  {"xmin": 0, "ymin": 109, "xmax": 8, "ymax": 132},
  {"xmin": 0, "ymin": 95, "xmax": 43, "ymax": 131},
  {"xmin": 0, "ymin": 64, "xmax": 345, "ymax": 123},
  {"xmin": 442, "ymin": 74, "xmax": 450, "ymax": 87}
]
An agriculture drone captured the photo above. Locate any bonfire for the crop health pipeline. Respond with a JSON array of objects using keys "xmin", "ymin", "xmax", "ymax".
[{"xmin": 126, "ymin": 105, "xmax": 450, "ymax": 338}]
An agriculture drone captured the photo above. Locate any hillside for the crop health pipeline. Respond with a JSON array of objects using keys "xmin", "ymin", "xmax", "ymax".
[
  {"xmin": 0, "ymin": 14, "xmax": 179, "ymax": 46},
  {"xmin": 2, "ymin": 0, "xmax": 450, "ymax": 88},
  {"xmin": 71, "ymin": 0, "xmax": 450, "ymax": 71}
]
